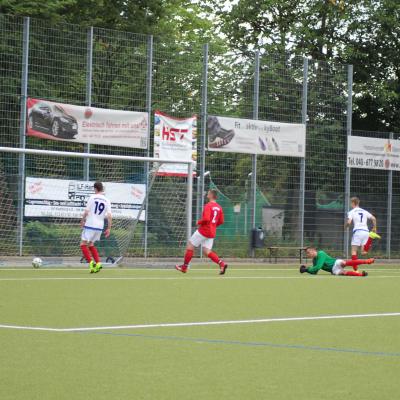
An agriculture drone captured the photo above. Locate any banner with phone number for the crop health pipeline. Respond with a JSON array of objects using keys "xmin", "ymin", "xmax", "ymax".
[{"xmin": 347, "ymin": 136, "xmax": 400, "ymax": 171}]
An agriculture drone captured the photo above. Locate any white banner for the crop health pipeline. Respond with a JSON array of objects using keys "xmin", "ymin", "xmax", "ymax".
[
  {"xmin": 27, "ymin": 98, "xmax": 148, "ymax": 149},
  {"xmin": 207, "ymin": 116, "xmax": 305, "ymax": 157},
  {"xmin": 25, "ymin": 178, "xmax": 146, "ymax": 220},
  {"xmin": 347, "ymin": 136, "xmax": 400, "ymax": 170},
  {"xmin": 154, "ymin": 111, "xmax": 197, "ymax": 176}
]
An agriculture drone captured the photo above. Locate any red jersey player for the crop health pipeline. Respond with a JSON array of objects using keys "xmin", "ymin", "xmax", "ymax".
[{"xmin": 176, "ymin": 189, "xmax": 228, "ymax": 275}]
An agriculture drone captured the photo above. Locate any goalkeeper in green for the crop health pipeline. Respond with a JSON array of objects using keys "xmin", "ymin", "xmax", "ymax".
[{"xmin": 300, "ymin": 247, "xmax": 374, "ymax": 276}]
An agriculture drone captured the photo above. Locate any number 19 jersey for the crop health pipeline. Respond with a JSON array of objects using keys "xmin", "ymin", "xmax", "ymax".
[{"xmin": 84, "ymin": 193, "xmax": 111, "ymax": 231}]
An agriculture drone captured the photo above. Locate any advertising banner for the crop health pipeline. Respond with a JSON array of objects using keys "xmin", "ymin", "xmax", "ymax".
[
  {"xmin": 25, "ymin": 178, "xmax": 146, "ymax": 221},
  {"xmin": 26, "ymin": 98, "xmax": 148, "ymax": 149},
  {"xmin": 347, "ymin": 136, "xmax": 400, "ymax": 171},
  {"xmin": 154, "ymin": 111, "xmax": 197, "ymax": 176},
  {"xmin": 207, "ymin": 115, "xmax": 306, "ymax": 157}
]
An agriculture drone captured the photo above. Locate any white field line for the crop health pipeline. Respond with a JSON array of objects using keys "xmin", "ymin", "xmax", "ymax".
[
  {"xmin": 1, "ymin": 275, "xmax": 400, "ymax": 282},
  {"xmin": 1, "ymin": 312, "xmax": 400, "ymax": 333},
  {"xmin": 1, "ymin": 268, "xmax": 399, "ymax": 272}
]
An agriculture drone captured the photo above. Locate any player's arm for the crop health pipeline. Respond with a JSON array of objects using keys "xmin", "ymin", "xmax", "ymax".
[
  {"xmin": 369, "ymin": 214, "xmax": 377, "ymax": 232},
  {"xmin": 344, "ymin": 212, "xmax": 352, "ymax": 229},
  {"xmin": 303, "ymin": 253, "xmax": 326, "ymax": 275},
  {"xmin": 217, "ymin": 208, "xmax": 224, "ymax": 226},
  {"xmin": 80, "ymin": 199, "xmax": 92, "ymax": 228},
  {"xmin": 104, "ymin": 202, "xmax": 112, "ymax": 238},
  {"xmin": 197, "ymin": 205, "xmax": 211, "ymax": 225}
]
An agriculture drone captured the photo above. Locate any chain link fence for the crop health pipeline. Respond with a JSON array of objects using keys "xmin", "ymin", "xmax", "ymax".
[{"xmin": 0, "ymin": 13, "xmax": 396, "ymax": 260}]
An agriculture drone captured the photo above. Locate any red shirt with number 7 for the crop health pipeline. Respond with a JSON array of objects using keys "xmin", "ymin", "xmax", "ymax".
[{"xmin": 197, "ymin": 201, "xmax": 224, "ymax": 238}]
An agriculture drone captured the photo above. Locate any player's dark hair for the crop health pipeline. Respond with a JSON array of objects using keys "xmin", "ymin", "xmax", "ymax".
[
  {"xmin": 208, "ymin": 189, "xmax": 218, "ymax": 199},
  {"xmin": 351, "ymin": 196, "xmax": 360, "ymax": 206},
  {"xmin": 94, "ymin": 181, "xmax": 104, "ymax": 192}
]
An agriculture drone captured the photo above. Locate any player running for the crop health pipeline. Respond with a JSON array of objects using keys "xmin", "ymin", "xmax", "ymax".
[
  {"xmin": 300, "ymin": 247, "xmax": 374, "ymax": 277},
  {"xmin": 176, "ymin": 189, "xmax": 228, "ymax": 275},
  {"xmin": 345, "ymin": 197, "xmax": 380, "ymax": 265},
  {"xmin": 80, "ymin": 181, "xmax": 112, "ymax": 273}
]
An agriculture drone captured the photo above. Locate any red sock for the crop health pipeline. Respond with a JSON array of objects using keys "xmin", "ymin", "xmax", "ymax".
[
  {"xmin": 351, "ymin": 254, "xmax": 358, "ymax": 260},
  {"xmin": 363, "ymin": 237, "xmax": 373, "ymax": 252},
  {"xmin": 184, "ymin": 249, "xmax": 193, "ymax": 265},
  {"xmin": 208, "ymin": 251, "xmax": 221, "ymax": 265},
  {"xmin": 80, "ymin": 244, "xmax": 92, "ymax": 263},
  {"xmin": 345, "ymin": 259, "xmax": 369, "ymax": 267},
  {"xmin": 89, "ymin": 246, "xmax": 100, "ymax": 263},
  {"xmin": 344, "ymin": 270, "xmax": 363, "ymax": 276}
]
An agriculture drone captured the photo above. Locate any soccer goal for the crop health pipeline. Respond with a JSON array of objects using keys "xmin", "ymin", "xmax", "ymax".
[{"xmin": 0, "ymin": 146, "xmax": 193, "ymax": 265}]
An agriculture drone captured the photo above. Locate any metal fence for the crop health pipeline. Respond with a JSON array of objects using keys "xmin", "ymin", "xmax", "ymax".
[{"xmin": 0, "ymin": 14, "xmax": 397, "ymax": 259}]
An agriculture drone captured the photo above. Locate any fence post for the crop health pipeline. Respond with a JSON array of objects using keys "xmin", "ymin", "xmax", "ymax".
[
  {"xmin": 250, "ymin": 50, "xmax": 260, "ymax": 257},
  {"xmin": 17, "ymin": 16, "xmax": 30, "ymax": 256},
  {"xmin": 386, "ymin": 132, "xmax": 393, "ymax": 258},
  {"xmin": 199, "ymin": 44, "xmax": 209, "ymax": 219},
  {"xmin": 187, "ymin": 162, "xmax": 194, "ymax": 243},
  {"xmin": 344, "ymin": 65, "xmax": 353, "ymax": 258},
  {"xmin": 144, "ymin": 35, "xmax": 153, "ymax": 258},
  {"xmin": 299, "ymin": 57, "xmax": 308, "ymax": 249},
  {"xmin": 84, "ymin": 26, "xmax": 93, "ymax": 181}
]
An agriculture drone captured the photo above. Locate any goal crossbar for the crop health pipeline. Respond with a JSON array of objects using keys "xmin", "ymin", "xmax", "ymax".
[{"xmin": 0, "ymin": 146, "xmax": 194, "ymax": 251}]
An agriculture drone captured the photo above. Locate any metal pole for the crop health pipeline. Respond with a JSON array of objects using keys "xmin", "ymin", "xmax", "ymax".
[
  {"xmin": 186, "ymin": 163, "xmax": 194, "ymax": 243},
  {"xmin": 198, "ymin": 43, "xmax": 209, "ymax": 257},
  {"xmin": 250, "ymin": 51, "xmax": 260, "ymax": 257},
  {"xmin": 17, "ymin": 17, "xmax": 30, "ymax": 256},
  {"xmin": 84, "ymin": 27, "xmax": 93, "ymax": 181},
  {"xmin": 299, "ymin": 57, "xmax": 308, "ymax": 249},
  {"xmin": 344, "ymin": 65, "xmax": 353, "ymax": 258},
  {"xmin": 144, "ymin": 35, "xmax": 153, "ymax": 258},
  {"xmin": 199, "ymin": 43, "xmax": 209, "ymax": 215},
  {"xmin": 386, "ymin": 132, "xmax": 393, "ymax": 258}
]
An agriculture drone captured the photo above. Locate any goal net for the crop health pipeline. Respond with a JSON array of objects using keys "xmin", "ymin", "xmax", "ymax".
[{"xmin": 0, "ymin": 147, "xmax": 193, "ymax": 265}]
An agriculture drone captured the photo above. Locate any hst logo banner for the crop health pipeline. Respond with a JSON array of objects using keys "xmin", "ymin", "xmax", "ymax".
[
  {"xmin": 26, "ymin": 98, "xmax": 148, "ymax": 149},
  {"xmin": 153, "ymin": 110, "xmax": 197, "ymax": 176}
]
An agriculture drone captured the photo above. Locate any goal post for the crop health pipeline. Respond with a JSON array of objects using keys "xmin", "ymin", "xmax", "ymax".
[{"xmin": 0, "ymin": 146, "xmax": 193, "ymax": 263}]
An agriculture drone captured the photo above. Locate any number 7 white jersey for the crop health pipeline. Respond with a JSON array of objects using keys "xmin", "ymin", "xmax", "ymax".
[
  {"xmin": 347, "ymin": 207, "xmax": 372, "ymax": 232},
  {"xmin": 84, "ymin": 193, "xmax": 111, "ymax": 231}
]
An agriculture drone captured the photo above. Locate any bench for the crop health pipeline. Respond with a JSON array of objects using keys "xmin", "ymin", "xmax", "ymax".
[{"xmin": 267, "ymin": 246, "xmax": 307, "ymax": 264}]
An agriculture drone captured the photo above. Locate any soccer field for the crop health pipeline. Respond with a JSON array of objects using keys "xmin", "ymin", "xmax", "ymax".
[{"xmin": 1, "ymin": 264, "xmax": 400, "ymax": 400}]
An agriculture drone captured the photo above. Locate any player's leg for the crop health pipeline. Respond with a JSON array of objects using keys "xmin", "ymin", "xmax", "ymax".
[
  {"xmin": 332, "ymin": 260, "xmax": 368, "ymax": 277},
  {"xmin": 176, "ymin": 232, "xmax": 198, "ymax": 273},
  {"xmin": 350, "ymin": 231, "xmax": 368, "ymax": 268},
  {"xmin": 80, "ymin": 230, "xmax": 96, "ymax": 273},
  {"xmin": 344, "ymin": 258, "xmax": 374, "ymax": 267},
  {"xmin": 202, "ymin": 240, "xmax": 228, "ymax": 275},
  {"xmin": 89, "ymin": 231, "xmax": 103, "ymax": 273}
]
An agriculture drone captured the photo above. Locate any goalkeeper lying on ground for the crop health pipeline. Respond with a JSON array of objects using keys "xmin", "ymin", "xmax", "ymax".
[{"xmin": 300, "ymin": 247, "xmax": 374, "ymax": 277}]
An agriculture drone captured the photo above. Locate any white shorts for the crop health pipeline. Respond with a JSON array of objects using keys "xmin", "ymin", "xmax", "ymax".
[
  {"xmin": 332, "ymin": 259, "xmax": 345, "ymax": 276},
  {"xmin": 81, "ymin": 228, "xmax": 102, "ymax": 243},
  {"xmin": 189, "ymin": 230, "xmax": 214, "ymax": 249},
  {"xmin": 351, "ymin": 230, "xmax": 369, "ymax": 247}
]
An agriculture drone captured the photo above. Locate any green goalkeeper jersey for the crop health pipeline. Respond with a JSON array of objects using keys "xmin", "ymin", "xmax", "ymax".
[{"xmin": 306, "ymin": 250, "xmax": 336, "ymax": 274}]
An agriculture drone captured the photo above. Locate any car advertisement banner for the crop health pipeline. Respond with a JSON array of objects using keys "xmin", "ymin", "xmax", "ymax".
[
  {"xmin": 26, "ymin": 98, "xmax": 149, "ymax": 149},
  {"xmin": 153, "ymin": 111, "xmax": 197, "ymax": 176},
  {"xmin": 347, "ymin": 136, "xmax": 400, "ymax": 171},
  {"xmin": 207, "ymin": 115, "xmax": 306, "ymax": 157},
  {"xmin": 25, "ymin": 177, "xmax": 146, "ymax": 221}
]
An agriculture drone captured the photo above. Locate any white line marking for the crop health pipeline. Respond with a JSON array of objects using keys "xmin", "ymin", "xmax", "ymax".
[
  {"xmin": 1, "ymin": 312, "xmax": 400, "ymax": 332},
  {"xmin": 0, "ymin": 275, "xmax": 400, "ymax": 282}
]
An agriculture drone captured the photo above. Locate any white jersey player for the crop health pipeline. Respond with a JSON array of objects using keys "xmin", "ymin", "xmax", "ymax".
[
  {"xmin": 80, "ymin": 181, "xmax": 112, "ymax": 273},
  {"xmin": 345, "ymin": 197, "xmax": 378, "ymax": 261}
]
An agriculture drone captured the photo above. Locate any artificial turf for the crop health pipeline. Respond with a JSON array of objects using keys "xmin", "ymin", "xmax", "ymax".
[{"xmin": 1, "ymin": 264, "xmax": 399, "ymax": 399}]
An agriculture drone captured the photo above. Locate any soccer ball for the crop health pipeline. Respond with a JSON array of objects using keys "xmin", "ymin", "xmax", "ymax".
[{"xmin": 32, "ymin": 257, "xmax": 42, "ymax": 268}]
